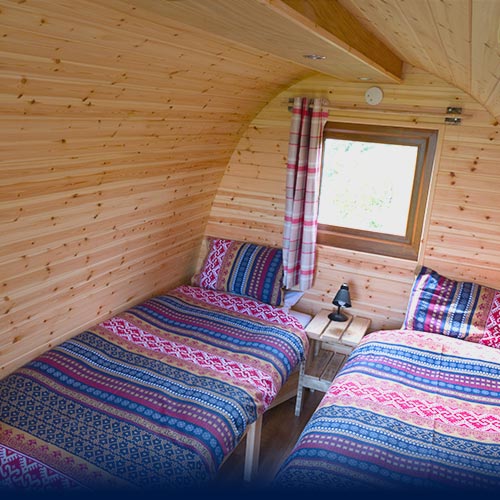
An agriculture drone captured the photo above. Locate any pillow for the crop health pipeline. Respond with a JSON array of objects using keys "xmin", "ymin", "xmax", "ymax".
[
  {"xmin": 480, "ymin": 293, "xmax": 500, "ymax": 348},
  {"xmin": 192, "ymin": 238, "xmax": 283, "ymax": 306},
  {"xmin": 282, "ymin": 289, "xmax": 304, "ymax": 312},
  {"xmin": 402, "ymin": 266, "xmax": 499, "ymax": 343}
]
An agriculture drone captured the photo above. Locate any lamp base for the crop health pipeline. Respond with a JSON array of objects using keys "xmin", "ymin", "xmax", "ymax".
[{"xmin": 328, "ymin": 311, "xmax": 348, "ymax": 322}]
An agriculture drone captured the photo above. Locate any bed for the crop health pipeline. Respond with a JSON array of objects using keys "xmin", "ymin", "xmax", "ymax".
[
  {"xmin": 274, "ymin": 267, "xmax": 500, "ymax": 490},
  {"xmin": 0, "ymin": 238, "xmax": 308, "ymax": 490}
]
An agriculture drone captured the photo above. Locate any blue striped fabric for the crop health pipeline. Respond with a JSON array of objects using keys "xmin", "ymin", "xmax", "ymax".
[
  {"xmin": 0, "ymin": 287, "xmax": 306, "ymax": 490},
  {"xmin": 193, "ymin": 239, "xmax": 283, "ymax": 306},
  {"xmin": 402, "ymin": 267, "xmax": 496, "ymax": 342},
  {"xmin": 274, "ymin": 330, "xmax": 500, "ymax": 491}
]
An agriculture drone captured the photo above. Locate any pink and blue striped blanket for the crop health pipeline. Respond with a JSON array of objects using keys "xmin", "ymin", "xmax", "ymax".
[
  {"xmin": 275, "ymin": 329, "xmax": 500, "ymax": 490},
  {"xmin": 0, "ymin": 285, "xmax": 307, "ymax": 490}
]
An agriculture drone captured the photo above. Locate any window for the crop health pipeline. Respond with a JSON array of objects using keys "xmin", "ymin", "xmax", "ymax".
[{"xmin": 317, "ymin": 122, "xmax": 437, "ymax": 260}]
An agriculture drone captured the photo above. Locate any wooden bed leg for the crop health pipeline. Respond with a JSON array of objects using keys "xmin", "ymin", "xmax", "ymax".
[
  {"xmin": 294, "ymin": 360, "xmax": 306, "ymax": 417},
  {"xmin": 243, "ymin": 414, "xmax": 262, "ymax": 482}
]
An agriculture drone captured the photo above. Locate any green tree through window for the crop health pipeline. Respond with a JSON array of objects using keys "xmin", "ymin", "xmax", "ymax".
[{"xmin": 317, "ymin": 122, "xmax": 437, "ymax": 260}]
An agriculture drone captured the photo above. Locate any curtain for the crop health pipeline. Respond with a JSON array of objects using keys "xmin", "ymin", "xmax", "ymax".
[{"xmin": 282, "ymin": 97, "xmax": 328, "ymax": 290}]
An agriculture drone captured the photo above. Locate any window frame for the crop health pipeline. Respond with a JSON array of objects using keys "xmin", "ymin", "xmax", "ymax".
[{"xmin": 317, "ymin": 122, "xmax": 438, "ymax": 261}]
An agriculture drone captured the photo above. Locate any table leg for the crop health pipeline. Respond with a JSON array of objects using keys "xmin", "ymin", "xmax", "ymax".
[{"xmin": 313, "ymin": 339, "xmax": 320, "ymax": 357}]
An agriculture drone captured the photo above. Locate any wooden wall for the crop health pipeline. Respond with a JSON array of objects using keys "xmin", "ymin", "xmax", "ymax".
[
  {"xmin": 0, "ymin": 0, "xmax": 310, "ymax": 375},
  {"xmin": 2, "ymin": 1, "xmax": 499, "ymax": 377},
  {"xmin": 207, "ymin": 66, "xmax": 500, "ymax": 331}
]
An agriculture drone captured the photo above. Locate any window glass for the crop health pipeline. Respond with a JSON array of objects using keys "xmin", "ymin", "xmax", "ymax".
[
  {"xmin": 317, "ymin": 122, "xmax": 437, "ymax": 260},
  {"xmin": 319, "ymin": 139, "xmax": 418, "ymax": 236}
]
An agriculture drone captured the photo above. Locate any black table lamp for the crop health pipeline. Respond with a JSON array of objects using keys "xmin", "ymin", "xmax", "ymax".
[{"xmin": 328, "ymin": 283, "xmax": 351, "ymax": 322}]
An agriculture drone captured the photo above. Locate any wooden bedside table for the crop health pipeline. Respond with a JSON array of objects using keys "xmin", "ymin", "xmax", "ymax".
[{"xmin": 294, "ymin": 309, "xmax": 371, "ymax": 416}]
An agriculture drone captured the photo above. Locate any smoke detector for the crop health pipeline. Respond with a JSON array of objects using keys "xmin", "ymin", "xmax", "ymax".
[{"xmin": 364, "ymin": 86, "xmax": 384, "ymax": 105}]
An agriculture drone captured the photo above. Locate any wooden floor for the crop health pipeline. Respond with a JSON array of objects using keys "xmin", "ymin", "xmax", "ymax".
[{"xmin": 216, "ymin": 388, "xmax": 324, "ymax": 487}]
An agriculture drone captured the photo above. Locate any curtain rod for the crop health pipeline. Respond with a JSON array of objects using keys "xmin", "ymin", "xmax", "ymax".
[{"xmin": 285, "ymin": 98, "xmax": 469, "ymax": 120}]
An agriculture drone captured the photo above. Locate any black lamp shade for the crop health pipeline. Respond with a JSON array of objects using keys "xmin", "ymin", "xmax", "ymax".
[
  {"xmin": 328, "ymin": 283, "xmax": 351, "ymax": 322},
  {"xmin": 333, "ymin": 284, "xmax": 351, "ymax": 308}
]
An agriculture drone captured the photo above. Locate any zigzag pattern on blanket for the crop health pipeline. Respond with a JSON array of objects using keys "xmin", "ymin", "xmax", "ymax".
[
  {"xmin": 0, "ymin": 286, "xmax": 306, "ymax": 490},
  {"xmin": 102, "ymin": 316, "xmax": 277, "ymax": 408},
  {"xmin": 274, "ymin": 330, "xmax": 500, "ymax": 490}
]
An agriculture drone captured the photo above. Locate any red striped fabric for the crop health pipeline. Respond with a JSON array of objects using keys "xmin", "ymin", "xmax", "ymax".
[{"xmin": 283, "ymin": 97, "xmax": 328, "ymax": 290}]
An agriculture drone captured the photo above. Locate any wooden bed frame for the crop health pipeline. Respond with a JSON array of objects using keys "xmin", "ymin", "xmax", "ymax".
[{"xmin": 236, "ymin": 369, "xmax": 299, "ymax": 481}]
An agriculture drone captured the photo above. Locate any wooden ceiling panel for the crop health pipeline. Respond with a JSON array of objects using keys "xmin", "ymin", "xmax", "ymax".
[
  {"xmin": 132, "ymin": 0, "xmax": 500, "ymax": 119},
  {"xmin": 427, "ymin": 0, "xmax": 471, "ymax": 92},
  {"xmin": 339, "ymin": 0, "xmax": 458, "ymax": 82},
  {"xmin": 132, "ymin": 0, "xmax": 403, "ymax": 83},
  {"xmin": 471, "ymin": 0, "xmax": 500, "ymax": 113},
  {"xmin": 340, "ymin": 0, "xmax": 500, "ymax": 120},
  {"xmin": 280, "ymin": 0, "xmax": 403, "ymax": 77}
]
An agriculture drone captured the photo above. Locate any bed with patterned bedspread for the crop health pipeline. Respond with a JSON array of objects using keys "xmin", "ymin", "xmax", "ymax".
[
  {"xmin": 274, "ymin": 329, "xmax": 500, "ymax": 490},
  {"xmin": 274, "ymin": 267, "xmax": 500, "ymax": 491},
  {"xmin": 0, "ymin": 284, "xmax": 308, "ymax": 490}
]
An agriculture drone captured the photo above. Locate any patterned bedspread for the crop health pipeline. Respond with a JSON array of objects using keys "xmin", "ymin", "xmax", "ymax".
[
  {"xmin": 275, "ymin": 330, "xmax": 500, "ymax": 490},
  {"xmin": 0, "ymin": 285, "xmax": 307, "ymax": 490}
]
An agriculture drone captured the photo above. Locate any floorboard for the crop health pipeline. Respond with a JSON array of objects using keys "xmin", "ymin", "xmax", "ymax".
[{"xmin": 216, "ymin": 389, "xmax": 324, "ymax": 487}]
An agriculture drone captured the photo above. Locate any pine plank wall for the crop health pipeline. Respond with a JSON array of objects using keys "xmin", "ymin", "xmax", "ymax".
[
  {"xmin": 1, "ymin": 1, "xmax": 500, "ymax": 376},
  {"xmin": 207, "ymin": 67, "xmax": 500, "ymax": 331},
  {"xmin": 0, "ymin": 0, "xmax": 309, "ymax": 375}
]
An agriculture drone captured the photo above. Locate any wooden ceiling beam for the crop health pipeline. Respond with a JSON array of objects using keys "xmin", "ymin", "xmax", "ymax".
[
  {"xmin": 275, "ymin": 0, "xmax": 403, "ymax": 80},
  {"xmin": 133, "ymin": 0, "xmax": 403, "ymax": 83}
]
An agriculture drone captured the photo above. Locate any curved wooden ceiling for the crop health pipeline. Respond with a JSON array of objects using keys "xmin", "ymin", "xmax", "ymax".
[
  {"xmin": 135, "ymin": 0, "xmax": 500, "ymax": 121},
  {"xmin": 340, "ymin": 0, "xmax": 500, "ymax": 121}
]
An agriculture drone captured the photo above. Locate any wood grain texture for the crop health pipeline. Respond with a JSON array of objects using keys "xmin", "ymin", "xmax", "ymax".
[
  {"xmin": 207, "ymin": 66, "xmax": 500, "ymax": 331},
  {"xmin": 281, "ymin": 0, "xmax": 403, "ymax": 77},
  {"xmin": 2, "ymin": 0, "xmax": 500, "ymax": 378},
  {"xmin": 134, "ymin": 0, "xmax": 500, "ymax": 121},
  {"xmin": 217, "ymin": 388, "xmax": 324, "ymax": 484},
  {"xmin": 0, "ymin": 0, "xmax": 309, "ymax": 375},
  {"xmin": 133, "ymin": 0, "xmax": 402, "ymax": 83},
  {"xmin": 340, "ymin": 0, "xmax": 500, "ymax": 121}
]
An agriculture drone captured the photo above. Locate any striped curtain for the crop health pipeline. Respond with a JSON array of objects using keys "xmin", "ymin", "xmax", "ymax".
[{"xmin": 282, "ymin": 97, "xmax": 328, "ymax": 290}]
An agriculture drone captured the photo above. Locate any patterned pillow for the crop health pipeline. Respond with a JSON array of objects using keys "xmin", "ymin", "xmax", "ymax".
[
  {"xmin": 480, "ymin": 293, "xmax": 500, "ymax": 348},
  {"xmin": 402, "ymin": 266, "xmax": 500, "ymax": 343},
  {"xmin": 192, "ymin": 238, "xmax": 283, "ymax": 306}
]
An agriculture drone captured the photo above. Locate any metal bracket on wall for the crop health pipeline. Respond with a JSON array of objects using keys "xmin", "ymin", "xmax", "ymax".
[
  {"xmin": 445, "ymin": 107, "xmax": 462, "ymax": 125},
  {"xmin": 285, "ymin": 99, "xmax": 466, "ymax": 124}
]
